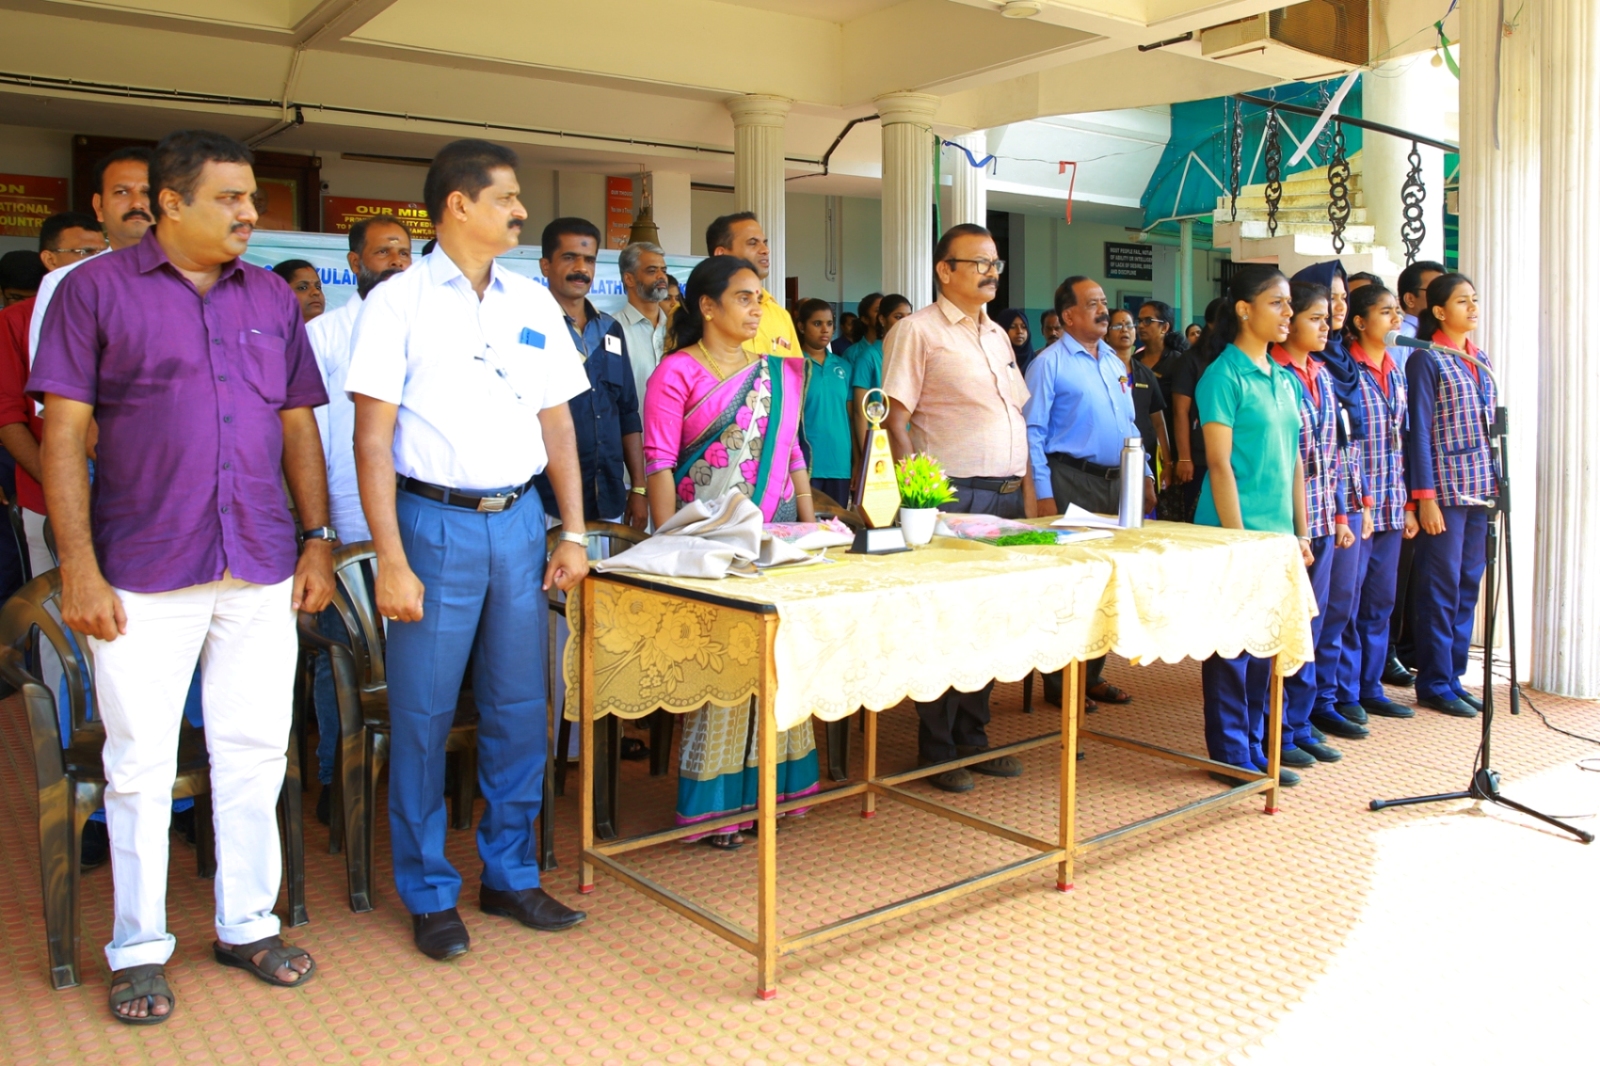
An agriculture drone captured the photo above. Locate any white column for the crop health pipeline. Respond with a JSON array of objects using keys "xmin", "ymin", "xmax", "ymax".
[
  {"xmin": 1178, "ymin": 218, "xmax": 1194, "ymax": 330},
  {"xmin": 877, "ymin": 92, "xmax": 941, "ymax": 309},
  {"xmin": 727, "ymin": 94, "xmax": 791, "ymax": 289},
  {"xmin": 945, "ymin": 130, "xmax": 987, "ymax": 231},
  {"xmin": 1535, "ymin": 0, "xmax": 1600, "ymax": 696},
  {"xmin": 1363, "ymin": 57, "xmax": 1454, "ymax": 266},
  {"xmin": 1458, "ymin": 0, "xmax": 1539, "ymax": 678},
  {"xmin": 643, "ymin": 171, "xmax": 692, "ymax": 256}
]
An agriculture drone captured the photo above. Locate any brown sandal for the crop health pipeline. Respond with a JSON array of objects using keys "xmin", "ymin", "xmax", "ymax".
[
  {"xmin": 213, "ymin": 936, "xmax": 317, "ymax": 988},
  {"xmin": 1087, "ymin": 681, "xmax": 1132, "ymax": 704},
  {"xmin": 108, "ymin": 964, "xmax": 175, "ymax": 1025}
]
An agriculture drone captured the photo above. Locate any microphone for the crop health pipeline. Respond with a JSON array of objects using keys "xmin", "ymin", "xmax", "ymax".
[{"xmin": 1383, "ymin": 331, "xmax": 1500, "ymax": 390}]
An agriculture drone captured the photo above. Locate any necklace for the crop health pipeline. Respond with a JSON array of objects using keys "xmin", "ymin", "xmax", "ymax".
[{"xmin": 696, "ymin": 340, "xmax": 754, "ymax": 382}]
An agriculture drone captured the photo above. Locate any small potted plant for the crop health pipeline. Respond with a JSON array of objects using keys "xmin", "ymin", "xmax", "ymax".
[{"xmin": 895, "ymin": 453, "xmax": 956, "ymax": 546}]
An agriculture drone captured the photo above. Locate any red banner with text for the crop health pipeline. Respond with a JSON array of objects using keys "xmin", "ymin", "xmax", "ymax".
[
  {"xmin": 0, "ymin": 174, "xmax": 69, "ymax": 238},
  {"xmin": 322, "ymin": 196, "xmax": 435, "ymax": 241}
]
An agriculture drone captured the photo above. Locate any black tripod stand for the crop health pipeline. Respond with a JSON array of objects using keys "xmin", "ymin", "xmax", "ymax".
[{"xmin": 1370, "ymin": 402, "xmax": 1593, "ymax": 843}]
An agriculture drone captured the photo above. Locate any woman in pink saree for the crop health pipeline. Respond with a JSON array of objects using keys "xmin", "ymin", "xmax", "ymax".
[{"xmin": 641, "ymin": 256, "xmax": 820, "ymax": 849}]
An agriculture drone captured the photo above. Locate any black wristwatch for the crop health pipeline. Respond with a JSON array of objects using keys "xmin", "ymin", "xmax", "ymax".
[{"xmin": 299, "ymin": 525, "xmax": 337, "ymax": 547}]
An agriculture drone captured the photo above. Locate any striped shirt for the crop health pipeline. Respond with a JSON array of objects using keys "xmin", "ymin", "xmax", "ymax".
[
  {"xmin": 1405, "ymin": 334, "xmax": 1498, "ymax": 507},
  {"xmin": 1351, "ymin": 343, "xmax": 1409, "ymax": 531},
  {"xmin": 1273, "ymin": 348, "xmax": 1343, "ymax": 538}
]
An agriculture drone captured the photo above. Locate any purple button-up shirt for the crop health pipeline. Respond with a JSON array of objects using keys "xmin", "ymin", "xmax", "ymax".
[{"xmin": 29, "ymin": 229, "xmax": 328, "ymax": 594}]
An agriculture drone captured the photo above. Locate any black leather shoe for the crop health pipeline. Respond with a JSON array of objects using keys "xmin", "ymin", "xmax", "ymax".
[
  {"xmin": 1311, "ymin": 709, "xmax": 1369, "ymax": 739},
  {"xmin": 1309, "ymin": 724, "xmax": 1327, "ymax": 742},
  {"xmin": 956, "ymin": 745, "xmax": 1023, "ymax": 777},
  {"xmin": 413, "ymin": 908, "xmax": 470, "ymax": 960},
  {"xmin": 1361, "ymin": 696, "xmax": 1414, "ymax": 719},
  {"xmin": 1336, "ymin": 701, "xmax": 1369, "ymax": 725},
  {"xmin": 1278, "ymin": 746, "xmax": 1316, "ymax": 768},
  {"xmin": 1382, "ymin": 654, "xmax": 1416, "ymax": 687},
  {"xmin": 1208, "ymin": 770, "xmax": 1253, "ymax": 788},
  {"xmin": 929, "ymin": 767, "xmax": 974, "ymax": 792},
  {"xmin": 479, "ymin": 886, "xmax": 587, "ymax": 932},
  {"xmin": 1417, "ymin": 694, "xmax": 1478, "ymax": 718},
  {"xmin": 315, "ymin": 788, "xmax": 332, "ymax": 827},
  {"xmin": 80, "ymin": 819, "xmax": 109, "ymax": 871},
  {"xmin": 1454, "ymin": 690, "xmax": 1485, "ymax": 713},
  {"xmin": 1299, "ymin": 741, "xmax": 1343, "ymax": 762}
]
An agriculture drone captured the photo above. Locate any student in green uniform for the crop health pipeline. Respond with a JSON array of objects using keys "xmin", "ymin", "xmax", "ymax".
[
  {"xmin": 796, "ymin": 298, "xmax": 855, "ymax": 507},
  {"xmin": 1194, "ymin": 265, "xmax": 1315, "ymax": 788},
  {"xmin": 848, "ymin": 293, "xmax": 912, "ymax": 450}
]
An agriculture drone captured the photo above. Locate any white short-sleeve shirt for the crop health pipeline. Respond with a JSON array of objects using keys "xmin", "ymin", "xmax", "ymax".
[
  {"xmin": 344, "ymin": 249, "xmax": 591, "ymax": 491},
  {"xmin": 306, "ymin": 295, "xmax": 369, "ymax": 543}
]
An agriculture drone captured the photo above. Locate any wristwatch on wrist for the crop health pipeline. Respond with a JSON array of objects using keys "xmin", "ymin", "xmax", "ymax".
[
  {"xmin": 559, "ymin": 531, "xmax": 587, "ymax": 547},
  {"xmin": 299, "ymin": 525, "xmax": 337, "ymax": 546}
]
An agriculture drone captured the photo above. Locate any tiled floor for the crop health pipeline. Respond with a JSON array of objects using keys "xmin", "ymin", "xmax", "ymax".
[{"xmin": 3, "ymin": 656, "xmax": 1597, "ymax": 1065}]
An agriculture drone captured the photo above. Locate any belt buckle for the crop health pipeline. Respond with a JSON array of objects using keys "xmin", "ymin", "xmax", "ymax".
[{"xmin": 476, "ymin": 494, "xmax": 511, "ymax": 513}]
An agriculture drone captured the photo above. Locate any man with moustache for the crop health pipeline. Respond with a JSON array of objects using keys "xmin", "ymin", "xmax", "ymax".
[
  {"xmin": 303, "ymin": 213, "xmax": 414, "ymax": 820},
  {"xmin": 616, "ymin": 240, "xmax": 670, "ymax": 412},
  {"xmin": 1025, "ymin": 276, "xmax": 1151, "ymax": 709},
  {"xmin": 346, "ymin": 140, "xmax": 592, "ymax": 961},
  {"xmin": 881, "ymin": 223, "xmax": 1033, "ymax": 793},
  {"xmin": 1038, "ymin": 308, "xmax": 1064, "ymax": 347},
  {"xmin": 28, "ymin": 147, "xmax": 155, "ymax": 362},
  {"xmin": 32, "ymin": 129, "xmax": 333, "ymax": 1022},
  {"xmin": 705, "ymin": 211, "xmax": 798, "ymax": 359},
  {"xmin": 535, "ymin": 217, "xmax": 646, "ymax": 530}
]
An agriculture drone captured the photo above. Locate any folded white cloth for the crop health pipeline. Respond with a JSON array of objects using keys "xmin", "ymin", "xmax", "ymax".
[{"xmin": 595, "ymin": 491, "xmax": 817, "ymax": 579}]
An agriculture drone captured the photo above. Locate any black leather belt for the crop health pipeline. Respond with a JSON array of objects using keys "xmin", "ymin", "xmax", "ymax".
[
  {"xmin": 397, "ymin": 475, "xmax": 534, "ymax": 513},
  {"xmin": 949, "ymin": 475, "xmax": 1024, "ymax": 494},
  {"xmin": 1048, "ymin": 453, "xmax": 1119, "ymax": 480}
]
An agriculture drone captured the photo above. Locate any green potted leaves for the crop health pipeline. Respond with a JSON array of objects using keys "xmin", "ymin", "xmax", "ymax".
[{"xmin": 895, "ymin": 453, "xmax": 956, "ymax": 545}]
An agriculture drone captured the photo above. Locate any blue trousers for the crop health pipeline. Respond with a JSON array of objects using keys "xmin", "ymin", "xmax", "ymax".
[
  {"xmin": 311, "ymin": 606, "xmax": 349, "ymax": 785},
  {"xmin": 1202, "ymin": 653, "xmax": 1271, "ymax": 771},
  {"xmin": 1354, "ymin": 528, "xmax": 1404, "ymax": 700},
  {"xmin": 1282, "ymin": 534, "xmax": 1333, "ymax": 749},
  {"xmin": 1314, "ymin": 513, "xmax": 1364, "ymax": 714},
  {"xmin": 386, "ymin": 489, "xmax": 549, "ymax": 914},
  {"xmin": 1411, "ymin": 505, "xmax": 1488, "ymax": 702}
]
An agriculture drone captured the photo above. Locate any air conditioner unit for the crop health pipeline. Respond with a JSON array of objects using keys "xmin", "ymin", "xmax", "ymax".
[{"xmin": 1201, "ymin": 1, "xmax": 1369, "ymax": 81}]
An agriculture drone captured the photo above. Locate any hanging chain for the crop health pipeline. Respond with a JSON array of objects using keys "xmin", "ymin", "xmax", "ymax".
[
  {"xmin": 1400, "ymin": 140, "xmax": 1427, "ymax": 265},
  {"xmin": 1314, "ymin": 82, "xmax": 1336, "ymax": 164},
  {"xmin": 1327, "ymin": 122, "xmax": 1351, "ymax": 255},
  {"xmin": 1264, "ymin": 107, "xmax": 1283, "ymax": 238},
  {"xmin": 1229, "ymin": 99, "xmax": 1243, "ymax": 222}
]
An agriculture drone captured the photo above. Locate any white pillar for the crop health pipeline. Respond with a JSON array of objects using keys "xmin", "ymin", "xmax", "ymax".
[
  {"xmin": 644, "ymin": 170, "xmax": 692, "ymax": 257},
  {"xmin": 945, "ymin": 130, "xmax": 987, "ymax": 231},
  {"xmin": 877, "ymin": 92, "xmax": 940, "ymax": 309},
  {"xmin": 1534, "ymin": 0, "xmax": 1600, "ymax": 696},
  {"xmin": 1363, "ymin": 57, "xmax": 1454, "ymax": 266},
  {"xmin": 1178, "ymin": 218, "xmax": 1194, "ymax": 331},
  {"xmin": 727, "ymin": 94, "xmax": 791, "ymax": 290},
  {"xmin": 1459, "ymin": 0, "xmax": 1539, "ymax": 679}
]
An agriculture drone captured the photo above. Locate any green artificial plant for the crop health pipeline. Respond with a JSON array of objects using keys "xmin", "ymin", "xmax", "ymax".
[{"xmin": 895, "ymin": 453, "xmax": 957, "ymax": 509}]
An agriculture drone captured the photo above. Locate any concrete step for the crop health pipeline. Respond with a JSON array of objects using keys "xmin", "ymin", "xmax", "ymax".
[
  {"xmin": 1212, "ymin": 227, "xmax": 1406, "ymax": 288},
  {"xmin": 1232, "ymin": 220, "xmax": 1376, "ymax": 242},
  {"xmin": 1219, "ymin": 204, "xmax": 1371, "ymax": 225},
  {"xmin": 1216, "ymin": 189, "xmax": 1367, "ymax": 213}
]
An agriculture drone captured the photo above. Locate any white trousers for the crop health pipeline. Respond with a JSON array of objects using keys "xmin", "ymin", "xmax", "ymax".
[{"xmin": 90, "ymin": 574, "xmax": 298, "ymax": 971}]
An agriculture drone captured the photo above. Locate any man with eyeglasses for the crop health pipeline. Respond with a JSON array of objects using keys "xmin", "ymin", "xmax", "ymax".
[
  {"xmin": 1025, "ymin": 276, "xmax": 1150, "ymax": 711},
  {"xmin": 882, "ymin": 223, "xmax": 1033, "ymax": 794}
]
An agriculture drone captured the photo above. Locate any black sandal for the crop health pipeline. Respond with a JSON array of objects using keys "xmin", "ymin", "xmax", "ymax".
[
  {"xmin": 1087, "ymin": 681, "xmax": 1133, "ymax": 704},
  {"xmin": 619, "ymin": 737, "xmax": 650, "ymax": 761},
  {"xmin": 700, "ymin": 831, "xmax": 743, "ymax": 851},
  {"xmin": 108, "ymin": 964, "xmax": 175, "ymax": 1025},
  {"xmin": 213, "ymin": 936, "xmax": 317, "ymax": 988}
]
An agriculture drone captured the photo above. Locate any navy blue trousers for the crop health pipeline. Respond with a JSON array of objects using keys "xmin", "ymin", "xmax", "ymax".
[
  {"xmin": 1202, "ymin": 653, "xmax": 1271, "ymax": 771},
  {"xmin": 1411, "ymin": 505, "xmax": 1488, "ymax": 702},
  {"xmin": 1314, "ymin": 513, "xmax": 1365, "ymax": 714},
  {"xmin": 386, "ymin": 489, "xmax": 549, "ymax": 914},
  {"xmin": 1282, "ymin": 534, "xmax": 1333, "ymax": 749},
  {"xmin": 1353, "ymin": 528, "xmax": 1404, "ymax": 700}
]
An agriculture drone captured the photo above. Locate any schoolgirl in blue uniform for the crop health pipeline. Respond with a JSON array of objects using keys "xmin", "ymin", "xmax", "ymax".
[
  {"xmin": 1404, "ymin": 273, "xmax": 1495, "ymax": 716},
  {"xmin": 1269, "ymin": 282, "xmax": 1350, "ymax": 770},
  {"xmin": 1340, "ymin": 283, "xmax": 1419, "ymax": 718}
]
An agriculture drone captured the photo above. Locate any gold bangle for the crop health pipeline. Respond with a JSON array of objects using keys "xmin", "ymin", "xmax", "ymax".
[{"xmin": 796, "ymin": 492, "xmax": 813, "ymax": 498}]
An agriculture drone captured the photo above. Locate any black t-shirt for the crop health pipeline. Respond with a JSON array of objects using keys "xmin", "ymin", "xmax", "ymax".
[
  {"xmin": 1127, "ymin": 358, "xmax": 1166, "ymax": 461},
  {"xmin": 1169, "ymin": 350, "xmax": 1210, "ymax": 470}
]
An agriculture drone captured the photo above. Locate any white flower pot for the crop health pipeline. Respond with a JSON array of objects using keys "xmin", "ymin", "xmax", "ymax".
[{"xmin": 898, "ymin": 507, "xmax": 939, "ymax": 546}]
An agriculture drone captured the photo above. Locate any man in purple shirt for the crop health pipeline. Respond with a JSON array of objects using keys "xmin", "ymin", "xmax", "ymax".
[{"xmin": 31, "ymin": 130, "xmax": 334, "ymax": 1025}]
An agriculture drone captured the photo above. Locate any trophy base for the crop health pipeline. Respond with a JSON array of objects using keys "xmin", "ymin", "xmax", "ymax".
[{"xmin": 849, "ymin": 527, "xmax": 910, "ymax": 555}]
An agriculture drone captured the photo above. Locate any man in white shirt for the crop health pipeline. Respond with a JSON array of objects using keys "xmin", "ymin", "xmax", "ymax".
[
  {"xmin": 27, "ymin": 147, "xmax": 155, "ymax": 363},
  {"xmin": 615, "ymin": 241, "xmax": 669, "ymax": 409},
  {"xmin": 346, "ymin": 139, "xmax": 592, "ymax": 961},
  {"xmin": 303, "ymin": 213, "xmax": 413, "ymax": 820}
]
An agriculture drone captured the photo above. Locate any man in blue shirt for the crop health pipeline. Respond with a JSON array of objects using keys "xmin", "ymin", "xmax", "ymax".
[
  {"xmin": 1024, "ymin": 275, "xmax": 1151, "ymax": 707},
  {"xmin": 534, "ymin": 217, "xmax": 647, "ymax": 528}
]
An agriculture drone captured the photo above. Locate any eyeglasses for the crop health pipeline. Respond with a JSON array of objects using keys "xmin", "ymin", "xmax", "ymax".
[
  {"xmin": 49, "ymin": 246, "xmax": 103, "ymax": 259},
  {"xmin": 1109, "ymin": 321, "xmax": 1136, "ymax": 329},
  {"xmin": 944, "ymin": 258, "xmax": 1006, "ymax": 276},
  {"xmin": 1136, "ymin": 316, "xmax": 1166, "ymax": 327}
]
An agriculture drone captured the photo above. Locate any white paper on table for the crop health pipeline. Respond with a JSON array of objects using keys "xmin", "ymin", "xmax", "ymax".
[{"xmin": 1050, "ymin": 503, "xmax": 1122, "ymax": 529}]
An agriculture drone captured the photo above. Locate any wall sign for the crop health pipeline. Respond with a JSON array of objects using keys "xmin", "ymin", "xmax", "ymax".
[
  {"xmin": 606, "ymin": 176, "xmax": 634, "ymax": 249},
  {"xmin": 0, "ymin": 174, "xmax": 69, "ymax": 238},
  {"xmin": 1104, "ymin": 241, "xmax": 1153, "ymax": 281},
  {"xmin": 322, "ymin": 196, "xmax": 436, "ymax": 241}
]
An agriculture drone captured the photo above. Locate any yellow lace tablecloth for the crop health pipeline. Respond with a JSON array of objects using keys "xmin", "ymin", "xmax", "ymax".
[{"xmin": 564, "ymin": 522, "xmax": 1315, "ymax": 732}]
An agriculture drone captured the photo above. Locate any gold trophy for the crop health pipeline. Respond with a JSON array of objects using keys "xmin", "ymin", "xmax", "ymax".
[{"xmin": 849, "ymin": 388, "xmax": 909, "ymax": 554}]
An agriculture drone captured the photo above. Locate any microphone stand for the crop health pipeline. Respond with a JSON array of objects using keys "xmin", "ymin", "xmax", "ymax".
[{"xmin": 1369, "ymin": 354, "xmax": 1592, "ymax": 843}]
